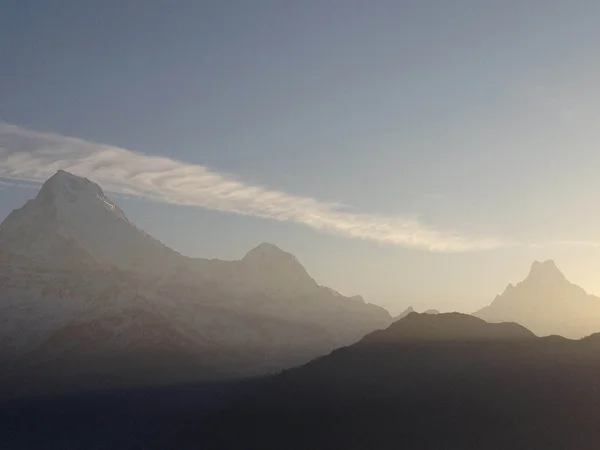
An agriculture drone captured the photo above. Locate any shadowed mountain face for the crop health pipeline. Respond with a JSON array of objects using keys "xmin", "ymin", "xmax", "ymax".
[
  {"xmin": 474, "ymin": 260, "xmax": 600, "ymax": 338},
  {"xmin": 0, "ymin": 171, "xmax": 391, "ymax": 397},
  {"xmin": 155, "ymin": 313, "xmax": 600, "ymax": 448},
  {"xmin": 363, "ymin": 312, "xmax": 535, "ymax": 343},
  {"xmin": 5, "ymin": 312, "xmax": 600, "ymax": 450}
]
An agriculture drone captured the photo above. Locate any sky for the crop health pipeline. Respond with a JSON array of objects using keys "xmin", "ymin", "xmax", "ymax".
[{"xmin": 2, "ymin": 1, "xmax": 600, "ymax": 314}]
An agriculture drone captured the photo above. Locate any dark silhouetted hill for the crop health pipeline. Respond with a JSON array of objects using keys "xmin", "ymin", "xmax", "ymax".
[{"xmin": 6, "ymin": 312, "xmax": 600, "ymax": 449}]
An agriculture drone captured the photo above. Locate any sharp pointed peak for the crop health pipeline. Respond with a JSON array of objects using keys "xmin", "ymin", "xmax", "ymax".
[
  {"xmin": 395, "ymin": 306, "xmax": 415, "ymax": 320},
  {"xmin": 38, "ymin": 170, "xmax": 102, "ymax": 200},
  {"xmin": 499, "ymin": 282, "xmax": 515, "ymax": 295},
  {"xmin": 32, "ymin": 170, "xmax": 127, "ymax": 222},
  {"xmin": 527, "ymin": 259, "xmax": 565, "ymax": 280},
  {"xmin": 47, "ymin": 169, "xmax": 91, "ymax": 184}
]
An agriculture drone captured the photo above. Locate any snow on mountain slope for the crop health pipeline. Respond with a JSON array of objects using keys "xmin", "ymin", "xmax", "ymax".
[
  {"xmin": 0, "ymin": 170, "xmax": 181, "ymax": 270},
  {"xmin": 8, "ymin": 171, "xmax": 391, "ymax": 331},
  {"xmin": 0, "ymin": 248, "xmax": 116, "ymax": 357},
  {"xmin": 0, "ymin": 171, "xmax": 393, "ymax": 395},
  {"xmin": 0, "ymin": 171, "xmax": 390, "ymax": 329},
  {"xmin": 0, "ymin": 251, "xmax": 342, "ymax": 397}
]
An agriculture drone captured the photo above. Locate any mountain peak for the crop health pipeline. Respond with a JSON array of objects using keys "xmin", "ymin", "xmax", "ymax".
[
  {"xmin": 0, "ymin": 171, "xmax": 179, "ymax": 268},
  {"xmin": 35, "ymin": 170, "xmax": 124, "ymax": 218},
  {"xmin": 395, "ymin": 306, "xmax": 414, "ymax": 320},
  {"xmin": 38, "ymin": 170, "xmax": 99, "ymax": 197},
  {"xmin": 474, "ymin": 259, "xmax": 594, "ymax": 338},
  {"xmin": 242, "ymin": 243, "xmax": 294, "ymax": 263},
  {"xmin": 241, "ymin": 243, "xmax": 315, "ymax": 289},
  {"xmin": 526, "ymin": 260, "xmax": 565, "ymax": 282},
  {"xmin": 242, "ymin": 242, "xmax": 307, "ymax": 272}
]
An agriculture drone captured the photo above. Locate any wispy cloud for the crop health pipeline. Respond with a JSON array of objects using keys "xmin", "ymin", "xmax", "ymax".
[{"xmin": 0, "ymin": 122, "xmax": 512, "ymax": 252}]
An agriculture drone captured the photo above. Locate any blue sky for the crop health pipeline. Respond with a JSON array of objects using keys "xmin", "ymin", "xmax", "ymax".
[{"xmin": 2, "ymin": 1, "xmax": 600, "ymax": 313}]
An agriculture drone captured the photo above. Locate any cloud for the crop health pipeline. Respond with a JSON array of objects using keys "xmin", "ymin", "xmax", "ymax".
[{"xmin": 0, "ymin": 122, "xmax": 512, "ymax": 252}]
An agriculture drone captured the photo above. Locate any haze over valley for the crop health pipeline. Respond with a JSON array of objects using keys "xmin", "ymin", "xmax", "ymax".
[{"xmin": 2, "ymin": 172, "xmax": 600, "ymax": 410}]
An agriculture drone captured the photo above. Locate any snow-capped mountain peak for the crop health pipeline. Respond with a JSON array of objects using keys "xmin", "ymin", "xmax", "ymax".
[
  {"xmin": 0, "ymin": 172, "xmax": 394, "ymax": 396},
  {"xmin": 36, "ymin": 170, "xmax": 128, "ymax": 221},
  {"xmin": 0, "ymin": 170, "xmax": 179, "ymax": 269}
]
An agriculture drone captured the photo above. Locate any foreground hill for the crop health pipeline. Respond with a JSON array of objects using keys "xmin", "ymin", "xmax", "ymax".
[
  {"xmin": 0, "ymin": 170, "xmax": 391, "ymax": 397},
  {"xmin": 474, "ymin": 260, "xmax": 600, "ymax": 338},
  {"xmin": 4, "ymin": 312, "xmax": 600, "ymax": 449},
  {"xmin": 165, "ymin": 313, "xmax": 600, "ymax": 449}
]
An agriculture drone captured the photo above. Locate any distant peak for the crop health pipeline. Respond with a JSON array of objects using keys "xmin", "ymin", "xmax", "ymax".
[
  {"xmin": 254, "ymin": 242, "xmax": 283, "ymax": 252},
  {"xmin": 242, "ymin": 243, "xmax": 290, "ymax": 261},
  {"xmin": 241, "ymin": 243, "xmax": 313, "ymax": 283},
  {"xmin": 531, "ymin": 259, "xmax": 557, "ymax": 270},
  {"xmin": 527, "ymin": 260, "xmax": 565, "ymax": 281},
  {"xmin": 396, "ymin": 306, "xmax": 415, "ymax": 320}
]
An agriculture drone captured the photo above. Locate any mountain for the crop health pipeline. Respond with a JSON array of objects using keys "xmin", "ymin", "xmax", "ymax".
[
  {"xmin": 0, "ymin": 171, "xmax": 392, "ymax": 397},
  {"xmin": 0, "ymin": 170, "xmax": 181, "ymax": 270},
  {"xmin": 394, "ymin": 306, "xmax": 439, "ymax": 320},
  {"xmin": 395, "ymin": 305, "xmax": 414, "ymax": 319},
  {"xmin": 363, "ymin": 311, "xmax": 535, "ymax": 344},
  {"xmin": 16, "ymin": 313, "xmax": 600, "ymax": 449},
  {"xmin": 196, "ymin": 313, "xmax": 598, "ymax": 450},
  {"xmin": 474, "ymin": 260, "xmax": 600, "ymax": 338}
]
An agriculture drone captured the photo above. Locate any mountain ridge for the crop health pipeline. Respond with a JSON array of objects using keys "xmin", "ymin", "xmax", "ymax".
[
  {"xmin": 474, "ymin": 259, "xmax": 600, "ymax": 338},
  {"xmin": 362, "ymin": 312, "xmax": 536, "ymax": 344},
  {"xmin": 183, "ymin": 310, "xmax": 600, "ymax": 449},
  {"xmin": 0, "ymin": 170, "xmax": 393, "ymax": 397}
]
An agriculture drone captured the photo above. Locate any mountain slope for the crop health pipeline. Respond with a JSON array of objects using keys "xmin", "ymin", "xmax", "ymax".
[
  {"xmin": 0, "ymin": 170, "xmax": 392, "ymax": 396},
  {"xmin": 474, "ymin": 260, "xmax": 600, "ymax": 338},
  {"xmin": 363, "ymin": 311, "xmax": 535, "ymax": 344},
  {"xmin": 0, "ymin": 170, "xmax": 181, "ymax": 270},
  {"xmin": 139, "ymin": 313, "xmax": 600, "ymax": 449},
  {"xmin": 7, "ymin": 314, "xmax": 600, "ymax": 449}
]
